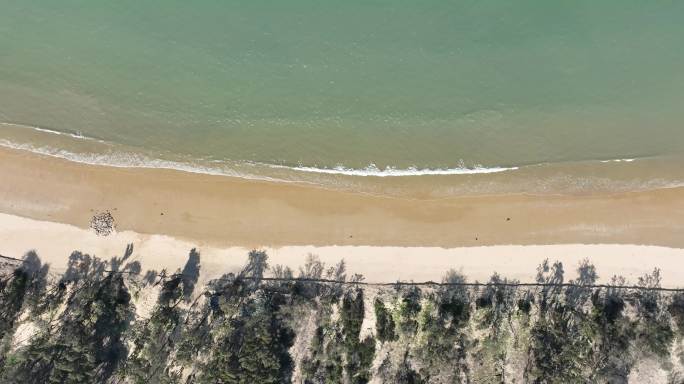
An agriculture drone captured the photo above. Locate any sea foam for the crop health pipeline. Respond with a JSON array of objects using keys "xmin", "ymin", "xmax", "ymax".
[
  {"xmin": 273, "ymin": 163, "xmax": 519, "ymax": 177},
  {"xmin": 600, "ymin": 158, "xmax": 636, "ymax": 163},
  {"xmin": 0, "ymin": 122, "xmax": 103, "ymax": 143},
  {"xmin": 0, "ymin": 121, "xmax": 649, "ymax": 181},
  {"xmin": 0, "ymin": 139, "xmax": 241, "ymax": 178}
]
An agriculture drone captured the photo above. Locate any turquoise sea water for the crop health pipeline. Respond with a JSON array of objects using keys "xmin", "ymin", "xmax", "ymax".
[{"xmin": 1, "ymin": 1, "xmax": 684, "ymax": 191}]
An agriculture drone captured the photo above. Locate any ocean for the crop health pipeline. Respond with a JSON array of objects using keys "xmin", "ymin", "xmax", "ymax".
[{"xmin": 1, "ymin": 1, "xmax": 683, "ymax": 196}]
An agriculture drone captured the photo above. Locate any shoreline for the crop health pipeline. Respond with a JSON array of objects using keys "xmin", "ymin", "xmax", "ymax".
[
  {"xmin": 1, "ymin": 213, "xmax": 683, "ymax": 287},
  {"xmin": 1, "ymin": 145, "xmax": 684, "ymax": 249},
  {"xmin": 3, "ymin": 123, "xmax": 684, "ymax": 199}
]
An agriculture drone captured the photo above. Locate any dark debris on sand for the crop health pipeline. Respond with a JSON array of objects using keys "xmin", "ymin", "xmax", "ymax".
[{"xmin": 90, "ymin": 210, "xmax": 116, "ymax": 236}]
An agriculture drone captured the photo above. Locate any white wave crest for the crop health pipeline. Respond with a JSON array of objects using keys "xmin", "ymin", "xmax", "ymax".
[
  {"xmin": 600, "ymin": 158, "xmax": 636, "ymax": 163},
  {"xmin": 269, "ymin": 163, "xmax": 519, "ymax": 177},
  {"xmin": 0, "ymin": 139, "xmax": 240, "ymax": 177},
  {"xmin": 0, "ymin": 122, "xmax": 102, "ymax": 142},
  {"xmin": 0, "ymin": 137, "xmax": 518, "ymax": 180}
]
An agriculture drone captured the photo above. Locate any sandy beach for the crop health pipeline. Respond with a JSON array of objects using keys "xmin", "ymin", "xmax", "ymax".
[
  {"xmin": 0, "ymin": 146, "xmax": 683, "ymax": 286},
  {"xmin": 1, "ymin": 146, "xmax": 683, "ymax": 249},
  {"xmin": 1, "ymin": 212, "xmax": 683, "ymax": 287}
]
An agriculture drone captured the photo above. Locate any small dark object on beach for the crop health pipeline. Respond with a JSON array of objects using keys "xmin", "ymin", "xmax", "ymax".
[
  {"xmin": 161, "ymin": 212, "xmax": 164, "ymax": 216},
  {"xmin": 90, "ymin": 211, "xmax": 116, "ymax": 236},
  {"xmin": 506, "ymin": 217, "xmax": 511, "ymax": 221}
]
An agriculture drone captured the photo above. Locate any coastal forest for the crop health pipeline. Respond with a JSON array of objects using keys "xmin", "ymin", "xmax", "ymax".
[{"xmin": 0, "ymin": 247, "xmax": 683, "ymax": 384}]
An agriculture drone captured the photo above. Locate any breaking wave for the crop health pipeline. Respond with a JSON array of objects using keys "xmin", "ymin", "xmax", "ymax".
[{"xmin": 268, "ymin": 163, "xmax": 518, "ymax": 177}]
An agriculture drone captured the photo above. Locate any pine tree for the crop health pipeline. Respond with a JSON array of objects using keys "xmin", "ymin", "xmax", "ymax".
[
  {"xmin": 5, "ymin": 273, "xmax": 133, "ymax": 383},
  {"xmin": 123, "ymin": 249, "xmax": 201, "ymax": 383}
]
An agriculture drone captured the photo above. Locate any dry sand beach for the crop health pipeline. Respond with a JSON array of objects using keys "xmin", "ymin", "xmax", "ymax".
[
  {"xmin": 1, "ymin": 145, "xmax": 683, "ymax": 286},
  {"xmin": 2, "ymin": 212, "xmax": 684, "ymax": 287}
]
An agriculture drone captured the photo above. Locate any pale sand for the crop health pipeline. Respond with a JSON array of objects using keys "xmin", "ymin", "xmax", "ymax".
[
  {"xmin": 1, "ymin": 213, "xmax": 683, "ymax": 287},
  {"xmin": 1, "ymin": 146, "xmax": 683, "ymax": 249},
  {"xmin": 0, "ymin": 146, "xmax": 683, "ymax": 286}
]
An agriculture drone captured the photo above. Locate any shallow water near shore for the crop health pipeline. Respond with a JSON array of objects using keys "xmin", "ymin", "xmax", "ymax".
[
  {"xmin": 2, "ymin": 122, "xmax": 684, "ymax": 198},
  {"xmin": 2, "ymin": 1, "xmax": 684, "ymax": 194}
]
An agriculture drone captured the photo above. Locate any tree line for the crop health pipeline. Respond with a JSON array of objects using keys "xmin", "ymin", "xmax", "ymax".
[{"xmin": 0, "ymin": 246, "xmax": 683, "ymax": 383}]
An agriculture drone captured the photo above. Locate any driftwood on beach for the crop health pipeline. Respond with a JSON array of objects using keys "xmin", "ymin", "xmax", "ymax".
[{"xmin": 89, "ymin": 211, "xmax": 116, "ymax": 236}]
